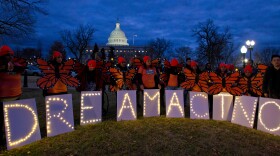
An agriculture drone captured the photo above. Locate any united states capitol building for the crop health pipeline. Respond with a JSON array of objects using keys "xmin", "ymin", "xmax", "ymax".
[{"xmin": 83, "ymin": 20, "xmax": 149, "ymax": 62}]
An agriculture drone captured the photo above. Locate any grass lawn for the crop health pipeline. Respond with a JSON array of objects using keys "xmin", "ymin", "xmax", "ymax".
[{"xmin": 1, "ymin": 87, "xmax": 280, "ymax": 155}]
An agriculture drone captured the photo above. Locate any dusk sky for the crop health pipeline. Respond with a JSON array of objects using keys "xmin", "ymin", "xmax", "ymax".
[{"xmin": 9, "ymin": 0, "xmax": 280, "ymax": 55}]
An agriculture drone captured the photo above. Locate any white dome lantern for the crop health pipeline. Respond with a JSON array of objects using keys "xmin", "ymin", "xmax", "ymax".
[{"xmin": 106, "ymin": 20, "xmax": 129, "ymax": 46}]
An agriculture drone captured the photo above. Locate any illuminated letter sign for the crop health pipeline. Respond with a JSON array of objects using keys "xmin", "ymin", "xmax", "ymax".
[
  {"xmin": 213, "ymin": 92, "xmax": 233, "ymax": 121},
  {"xmin": 143, "ymin": 89, "xmax": 160, "ymax": 117},
  {"xmin": 80, "ymin": 91, "xmax": 102, "ymax": 125},
  {"xmin": 231, "ymin": 96, "xmax": 258, "ymax": 128},
  {"xmin": 165, "ymin": 90, "xmax": 184, "ymax": 118},
  {"xmin": 3, "ymin": 99, "xmax": 41, "ymax": 150},
  {"xmin": 189, "ymin": 91, "xmax": 209, "ymax": 119},
  {"xmin": 46, "ymin": 94, "xmax": 74, "ymax": 137},
  {"xmin": 117, "ymin": 90, "xmax": 137, "ymax": 121},
  {"xmin": 257, "ymin": 98, "xmax": 280, "ymax": 136}
]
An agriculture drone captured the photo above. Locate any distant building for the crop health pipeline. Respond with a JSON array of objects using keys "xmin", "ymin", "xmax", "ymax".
[{"xmin": 82, "ymin": 20, "xmax": 149, "ymax": 63}]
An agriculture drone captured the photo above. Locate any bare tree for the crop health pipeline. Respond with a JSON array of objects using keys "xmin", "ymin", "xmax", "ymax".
[
  {"xmin": 254, "ymin": 47, "xmax": 280, "ymax": 65},
  {"xmin": 193, "ymin": 19, "xmax": 232, "ymax": 66},
  {"xmin": 147, "ymin": 38, "xmax": 172, "ymax": 59},
  {"xmin": 60, "ymin": 24, "xmax": 95, "ymax": 62},
  {"xmin": 173, "ymin": 46, "xmax": 193, "ymax": 63},
  {"xmin": 0, "ymin": 0, "xmax": 47, "ymax": 39}
]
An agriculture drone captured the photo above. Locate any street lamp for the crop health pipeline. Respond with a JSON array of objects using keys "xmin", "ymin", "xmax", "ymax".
[
  {"xmin": 246, "ymin": 40, "xmax": 255, "ymax": 60},
  {"xmin": 241, "ymin": 45, "xmax": 247, "ymax": 68}
]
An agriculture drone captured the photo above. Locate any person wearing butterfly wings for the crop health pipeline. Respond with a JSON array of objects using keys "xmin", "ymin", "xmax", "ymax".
[
  {"xmin": 237, "ymin": 65, "xmax": 263, "ymax": 97},
  {"xmin": 75, "ymin": 60, "xmax": 103, "ymax": 92},
  {"xmin": 0, "ymin": 45, "xmax": 27, "ymax": 146},
  {"xmin": 109, "ymin": 56, "xmax": 137, "ymax": 91},
  {"xmin": 262, "ymin": 55, "xmax": 280, "ymax": 99},
  {"xmin": 37, "ymin": 51, "xmax": 79, "ymax": 96}
]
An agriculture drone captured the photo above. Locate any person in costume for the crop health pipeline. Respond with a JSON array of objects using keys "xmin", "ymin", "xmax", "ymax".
[
  {"xmin": 0, "ymin": 45, "xmax": 26, "ymax": 146},
  {"xmin": 216, "ymin": 63, "xmax": 229, "ymax": 78},
  {"xmin": 165, "ymin": 58, "xmax": 181, "ymax": 90},
  {"xmin": 76, "ymin": 60, "xmax": 103, "ymax": 92},
  {"xmin": 37, "ymin": 51, "xmax": 79, "ymax": 96},
  {"xmin": 138, "ymin": 56, "xmax": 161, "ymax": 90}
]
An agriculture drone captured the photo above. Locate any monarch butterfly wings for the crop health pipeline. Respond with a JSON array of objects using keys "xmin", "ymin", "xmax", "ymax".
[
  {"xmin": 109, "ymin": 67, "xmax": 124, "ymax": 91},
  {"xmin": 125, "ymin": 68, "xmax": 137, "ymax": 89},
  {"xmin": 238, "ymin": 73, "xmax": 263, "ymax": 96},
  {"xmin": 208, "ymin": 72, "xmax": 242, "ymax": 95},
  {"xmin": 180, "ymin": 68, "xmax": 209, "ymax": 93},
  {"xmin": 36, "ymin": 58, "xmax": 79, "ymax": 89},
  {"xmin": 109, "ymin": 67, "xmax": 137, "ymax": 91},
  {"xmin": 180, "ymin": 68, "xmax": 196, "ymax": 90}
]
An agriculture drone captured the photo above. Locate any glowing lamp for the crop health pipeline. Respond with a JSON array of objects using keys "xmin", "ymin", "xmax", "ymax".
[
  {"xmin": 231, "ymin": 96, "xmax": 258, "ymax": 128},
  {"xmin": 80, "ymin": 91, "xmax": 102, "ymax": 125},
  {"xmin": 165, "ymin": 90, "xmax": 184, "ymax": 118},
  {"xmin": 46, "ymin": 94, "xmax": 75, "ymax": 137},
  {"xmin": 143, "ymin": 89, "xmax": 160, "ymax": 117},
  {"xmin": 117, "ymin": 90, "xmax": 137, "ymax": 121},
  {"xmin": 257, "ymin": 97, "xmax": 280, "ymax": 136},
  {"xmin": 189, "ymin": 91, "xmax": 209, "ymax": 119},
  {"xmin": 213, "ymin": 92, "xmax": 233, "ymax": 121},
  {"xmin": 3, "ymin": 99, "xmax": 41, "ymax": 150}
]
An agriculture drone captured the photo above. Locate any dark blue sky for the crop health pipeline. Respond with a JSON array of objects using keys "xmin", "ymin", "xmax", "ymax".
[{"xmin": 11, "ymin": 0, "xmax": 280, "ymax": 54}]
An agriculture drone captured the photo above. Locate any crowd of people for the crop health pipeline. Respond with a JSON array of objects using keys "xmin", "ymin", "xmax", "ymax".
[{"xmin": 0, "ymin": 45, "xmax": 280, "ymax": 146}]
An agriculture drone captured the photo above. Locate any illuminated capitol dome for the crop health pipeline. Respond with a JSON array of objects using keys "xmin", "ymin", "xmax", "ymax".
[{"xmin": 106, "ymin": 20, "xmax": 129, "ymax": 46}]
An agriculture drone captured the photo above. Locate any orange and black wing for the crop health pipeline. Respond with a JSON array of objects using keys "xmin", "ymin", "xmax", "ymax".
[
  {"xmin": 109, "ymin": 67, "xmax": 124, "ymax": 91},
  {"xmin": 36, "ymin": 58, "xmax": 57, "ymax": 89},
  {"xmin": 197, "ymin": 72, "xmax": 210, "ymax": 93},
  {"xmin": 208, "ymin": 72, "xmax": 223, "ymax": 95},
  {"xmin": 37, "ymin": 74, "xmax": 58, "ymax": 89},
  {"xmin": 36, "ymin": 58, "xmax": 55, "ymax": 75},
  {"xmin": 73, "ymin": 60, "xmax": 86, "ymax": 77},
  {"xmin": 238, "ymin": 77, "xmax": 249, "ymax": 94},
  {"xmin": 257, "ymin": 64, "xmax": 268, "ymax": 75},
  {"xmin": 58, "ymin": 59, "xmax": 79, "ymax": 87},
  {"xmin": 125, "ymin": 68, "xmax": 137, "ymax": 89},
  {"xmin": 250, "ymin": 73, "xmax": 264, "ymax": 96},
  {"xmin": 13, "ymin": 57, "xmax": 27, "ymax": 68},
  {"xmin": 180, "ymin": 68, "xmax": 196, "ymax": 90},
  {"xmin": 224, "ymin": 72, "xmax": 243, "ymax": 96}
]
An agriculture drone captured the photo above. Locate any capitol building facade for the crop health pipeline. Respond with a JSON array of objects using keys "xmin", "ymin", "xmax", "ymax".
[{"xmin": 84, "ymin": 20, "xmax": 149, "ymax": 62}]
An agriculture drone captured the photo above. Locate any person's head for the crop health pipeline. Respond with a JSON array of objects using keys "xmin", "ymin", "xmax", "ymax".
[
  {"xmin": 0, "ymin": 45, "xmax": 14, "ymax": 61},
  {"xmin": 246, "ymin": 59, "xmax": 254, "ymax": 66},
  {"xmin": 143, "ymin": 56, "xmax": 151, "ymax": 66},
  {"xmin": 271, "ymin": 55, "xmax": 280, "ymax": 68},
  {"xmin": 219, "ymin": 63, "xmax": 227, "ymax": 72},
  {"xmin": 170, "ymin": 58, "xmax": 178, "ymax": 67},
  {"xmin": 186, "ymin": 57, "xmax": 191, "ymax": 65},
  {"xmin": 118, "ymin": 56, "xmax": 126, "ymax": 67},
  {"xmin": 190, "ymin": 60, "xmax": 198, "ymax": 70},
  {"xmin": 205, "ymin": 63, "xmax": 211, "ymax": 69},
  {"xmin": 87, "ymin": 60, "xmax": 96, "ymax": 71},
  {"xmin": 244, "ymin": 65, "xmax": 253, "ymax": 77},
  {"xmin": 52, "ymin": 51, "xmax": 62, "ymax": 63},
  {"xmin": 227, "ymin": 64, "xmax": 235, "ymax": 71}
]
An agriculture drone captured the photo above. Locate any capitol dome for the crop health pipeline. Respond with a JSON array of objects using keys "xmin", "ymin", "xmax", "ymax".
[{"xmin": 106, "ymin": 21, "xmax": 129, "ymax": 46}]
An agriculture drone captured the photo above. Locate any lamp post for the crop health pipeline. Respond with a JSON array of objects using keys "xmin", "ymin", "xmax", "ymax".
[
  {"xmin": 246, "ymin": 40, "xmax": 255, "ymax": 60},
  {"xmin": 241, "ymin": 45, "xmax": 247, "ymax": 68}
]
